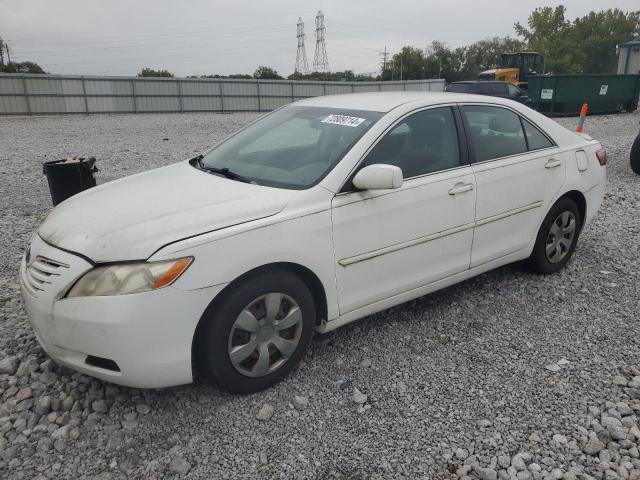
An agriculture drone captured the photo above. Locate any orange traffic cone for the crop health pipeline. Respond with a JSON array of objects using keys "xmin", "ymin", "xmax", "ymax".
[{"xmin": 576, "ymin": 103, "xmax": 588, "ymax": 133}]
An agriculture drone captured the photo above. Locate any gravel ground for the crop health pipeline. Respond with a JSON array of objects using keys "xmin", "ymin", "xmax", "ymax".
[{"xmin": 0, "ymin": 110, "xmax": 639, "ymax": 480}]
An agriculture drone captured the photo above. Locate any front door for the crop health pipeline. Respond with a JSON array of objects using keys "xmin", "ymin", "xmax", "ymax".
[{"xmin": 331, "ymin": 106, "xmax": 477, "ymax": 315}]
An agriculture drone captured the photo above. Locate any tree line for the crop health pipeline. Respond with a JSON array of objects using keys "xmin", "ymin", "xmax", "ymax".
[{"xmin": 380, "ymin": 7, "xmax": 638, "ymax": 82}]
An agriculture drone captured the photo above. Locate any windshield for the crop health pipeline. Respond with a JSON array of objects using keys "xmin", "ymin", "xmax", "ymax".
[{"xmin": 198, "ymin": 105, "xmax": 383, "ymax": 189}]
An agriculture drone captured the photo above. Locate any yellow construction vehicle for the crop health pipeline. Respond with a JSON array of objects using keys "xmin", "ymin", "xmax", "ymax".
[{"xmin": 478, "ymin": 52, "xmax": 541, "ymax": 87}]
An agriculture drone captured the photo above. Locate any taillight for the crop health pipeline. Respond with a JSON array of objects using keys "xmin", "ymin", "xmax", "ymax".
[{"xmin": 595, "ymin": 148, "xmax": 607, "ymax": 166}]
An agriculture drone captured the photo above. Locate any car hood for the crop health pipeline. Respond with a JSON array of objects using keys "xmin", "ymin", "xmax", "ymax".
[{"xmin": 38, "ymin": 161, "xmax": 295, "ymax": 262}]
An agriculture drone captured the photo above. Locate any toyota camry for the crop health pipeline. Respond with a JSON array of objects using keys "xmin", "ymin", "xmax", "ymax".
[{"xmin": 21, "ymin": 92, "xmax": 607, "ymax": 392}]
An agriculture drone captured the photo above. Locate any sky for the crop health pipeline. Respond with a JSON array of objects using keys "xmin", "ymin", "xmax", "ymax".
[{"xmin": 0, "ymin": 0, "xmax": 637, "ymax": 77}]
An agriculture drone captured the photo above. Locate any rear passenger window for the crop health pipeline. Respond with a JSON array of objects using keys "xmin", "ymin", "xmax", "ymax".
[
  {"xmin": 462, "ymin": 106, "xmax": 527, "ymax": 162},
  {"xmin": 362, "ymin": 107, "xmax": 460, "ymax": 179},
  {"xmin": 522, "ymin": 118, "xmax": 553, "ymax": 150}
]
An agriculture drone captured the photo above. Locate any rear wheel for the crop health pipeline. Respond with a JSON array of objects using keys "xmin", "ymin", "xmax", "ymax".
[
  {"xmin": 527, "ymin": 198, "xmax": 582, "ymax": 274},
  {"xmin": 631, "ymin": 132, "xmax": 640, "ymax": 175},
  {"xmin": 199, "ymin": 270, "xmax": 315, "ymax": 393}
]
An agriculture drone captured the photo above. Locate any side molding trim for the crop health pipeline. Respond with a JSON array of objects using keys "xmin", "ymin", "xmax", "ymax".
[{"xmin": 338, "ymin": 201, "xmax": 543, "ymax": 267}]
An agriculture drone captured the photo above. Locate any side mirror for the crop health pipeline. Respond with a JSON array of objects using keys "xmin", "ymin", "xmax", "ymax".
[{"xmin": 352, "ymin": 164, "xmax": 403, "ymax": 191}]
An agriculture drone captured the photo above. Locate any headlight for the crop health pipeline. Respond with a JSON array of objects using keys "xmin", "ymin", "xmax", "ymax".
[{"xmin": 67, "ymin": 257, "xmax": 193, "ymax": 298}]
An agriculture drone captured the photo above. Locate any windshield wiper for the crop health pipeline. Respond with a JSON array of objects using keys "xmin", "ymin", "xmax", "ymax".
[{"xmin": 192, "ymin": 155, "xmax": 254, "ymax": 184}]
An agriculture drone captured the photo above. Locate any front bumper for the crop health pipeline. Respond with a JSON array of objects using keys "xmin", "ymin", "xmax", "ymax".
[{"xmin": 20, "ymin": 234, "xmax": 226, "ymax": 388}]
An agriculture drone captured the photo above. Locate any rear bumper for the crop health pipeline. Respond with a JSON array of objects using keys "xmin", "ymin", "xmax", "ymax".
[{"xmin": 20, "ymin": 235, "xmax": 226, "ymax": 388}]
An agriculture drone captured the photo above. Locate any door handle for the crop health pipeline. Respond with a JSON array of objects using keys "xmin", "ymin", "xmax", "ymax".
[
  {"xmin": 448, "ymin": 182, "xmax": 474, "ymax": 195},
  {"xmin": 545, "ymin": 159, "xmax": 562, "ymax": 169}
]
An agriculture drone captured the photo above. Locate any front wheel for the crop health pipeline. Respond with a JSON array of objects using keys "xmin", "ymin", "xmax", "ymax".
[
  {"xmin": 199, "ymin": 270, "xmax": 315, "ymax": 393},
  {"xmin": 527, "ymin": 198, "xmax": 582, "ymax": 274}
]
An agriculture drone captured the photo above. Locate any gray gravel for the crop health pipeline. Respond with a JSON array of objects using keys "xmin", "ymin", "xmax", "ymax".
[{"xmin": 0, "ymin": 110, "xmax": 639, "ymax": 480}]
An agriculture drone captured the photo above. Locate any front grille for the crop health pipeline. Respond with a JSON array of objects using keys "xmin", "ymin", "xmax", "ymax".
[{"xmin": 23, "ymin": 255, "xmax": 69, "ymax": 297}]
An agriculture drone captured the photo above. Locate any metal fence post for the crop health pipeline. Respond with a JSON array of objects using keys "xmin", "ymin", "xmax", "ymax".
[
  {"xmin": 256, "ymin": 80, "xmax": 261, "ymax": 112},
  {"xmin": 22, "ymin": 75, "xmax": 31, "ymax": 114},
  {"xmin": 81, "ymin": 76, "xmax": 89, "ymax": 113},
  {"xmin": 290, "ymin": 82, "xmax": 295, "ymax": 103},
  {"xmin": 378, "ymin": 83, "xmax": 382, "ymax": 92},
  {"xmin": 323, "ymin": 83, "xmax": 326, "ymax": 96}
]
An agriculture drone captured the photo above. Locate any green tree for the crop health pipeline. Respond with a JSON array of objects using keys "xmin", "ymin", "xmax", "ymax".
[
  {"xmin": 514, "ymin": 6, "xmax": 578, "ymax": 73},
  {"xmin": 138, "ymin": 67, "xmax": 174, "ymax": 77},
  {"xmin": 571, "ymin": 9, "xmax": 640, "ymax": 73},
  {"xmin": 1, "ymin": 61, "xmax": 46, "ymax": 74},
  {"xmin": 253, "ymin": 66, "xmax": 283, "ymax": 80},
  {"xmin": 380, "ymin": 46, "xmax": 428, "ymax": 80},
  {"xmin": 462, "ymin": 37, "xmax": 527, "ymax": 77}
]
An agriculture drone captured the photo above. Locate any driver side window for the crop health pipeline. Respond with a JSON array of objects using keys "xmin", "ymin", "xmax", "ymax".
[{"xmin": 361, "ymin": 107, "xmax": 460, "ymax": 179}]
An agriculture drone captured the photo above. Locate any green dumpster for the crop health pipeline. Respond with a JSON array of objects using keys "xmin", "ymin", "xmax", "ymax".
[{"xmin": 528, "ymin": 74, "xmax": 640, "ymax": 116}]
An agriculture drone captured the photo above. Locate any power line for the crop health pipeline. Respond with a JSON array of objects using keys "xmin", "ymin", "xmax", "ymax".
[
  {"xmin": 312, "ymin": 10, "xmax": 329, "ymax": 72},
  {"xmin": 294, "ymin": 17, "xmax": 309, "ymax": 74}
]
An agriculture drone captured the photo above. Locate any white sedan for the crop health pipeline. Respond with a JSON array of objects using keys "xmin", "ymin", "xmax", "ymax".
[{"xmin": 21, "ymin": 92, "xmax": 606, "ymax": 392}]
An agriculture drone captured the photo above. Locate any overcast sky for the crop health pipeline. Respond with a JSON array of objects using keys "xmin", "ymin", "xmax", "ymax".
[{"xmin": 0, "ymin": 0, "xmax": 637, "ymax": 77}]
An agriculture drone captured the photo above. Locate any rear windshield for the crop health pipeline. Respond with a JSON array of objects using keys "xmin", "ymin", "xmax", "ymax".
[
  {"xmin": 447, "ymin": 83, "xmax": 472, "ymax": 93},
  {"xmin": 199, "ymin": 106, "xmax": 383, "ymax": 189}
]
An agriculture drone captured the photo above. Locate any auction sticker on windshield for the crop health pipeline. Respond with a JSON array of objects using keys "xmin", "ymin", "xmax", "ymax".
[{"xmin": 321, "ymin": 114, "xmax": 366, "ymax": 128}]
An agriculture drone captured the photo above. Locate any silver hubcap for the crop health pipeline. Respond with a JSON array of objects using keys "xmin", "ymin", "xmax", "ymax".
[
  {"xmin": 227, "ymin": 293, "xmax": 302, "ymax": 378},
  {"xmin": 545, "ymin": 211, "xmax": 576, "ymax": 263}
]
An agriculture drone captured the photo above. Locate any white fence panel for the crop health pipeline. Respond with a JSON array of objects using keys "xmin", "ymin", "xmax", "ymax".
[
  {"xmin": 223, "ymin": 96, "xmax": 260, "ymax": 111},
  {"xmin": 182, "ymin": 96, "xmax": 222, "ymax": 111},
  {"xmin": 87, "ymin": 96, "xmax": 135, "ymax": 112},
  {"xmin": 0, "ymin": 96, "xmax": 27, "ymax": 113},
  {"xmin": 353, "ymin": 83, "xmax": 380, "ymax": 93},
  {"xmin": 293, "ymin": 83, "xmax": 325, "ymax": 97},
  {"xmin": 137, "ymin": 96, "xmax": 180, "ymax": 112},
  {"xmin": 260, "ymin": 82, "xmax": 293, "ymax": 97},
  {"xmin": 222, "ymin": 81, "xmax": 258, "ymax": 96},
  {"xmin": 0, "ymin": 74, "xmax": 445, "ymax": 115},
  {"xmin": 135, "ymin": 80, "xmax": 178, "ymax": 96},
  {"xmin": 259, "ymin": 96, "xmax": 291, "ymax": 111},
  {"xmin": 180, "ymin": 81, "xmax": 220, "ymax": 96},
  {"xmin": 0, "ymin": 77, "xmax": 24, "ymax": 94},
  {"xmin": 324, "ymin": 84, "xmax": 354, "ymax": 95},
  {"xmin": 84, "ymin": 79, "xmax": 133, "ymax": 96}
]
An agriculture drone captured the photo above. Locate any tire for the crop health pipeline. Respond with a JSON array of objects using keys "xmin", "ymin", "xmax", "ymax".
[
  {"xmin": 199, "ymin": 270, "xmax": 315, "ymax": 393},
  {"xmin": 527, "ymin": 197, "xmax": 582, "ymax": 274},
  {"xmin": 631, "ymin": 132, "xmax": 640, "ymax": 175}
]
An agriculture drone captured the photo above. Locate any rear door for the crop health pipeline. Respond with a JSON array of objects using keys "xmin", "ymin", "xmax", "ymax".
[{"xmin": 460, "ymin": 104, "xmax": 566, "ymax": 267}]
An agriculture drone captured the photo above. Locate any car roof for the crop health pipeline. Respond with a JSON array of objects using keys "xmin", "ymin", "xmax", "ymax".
[{"xmin": 294, "ymin": 91, "xmax": 512, "ymax": 113}]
